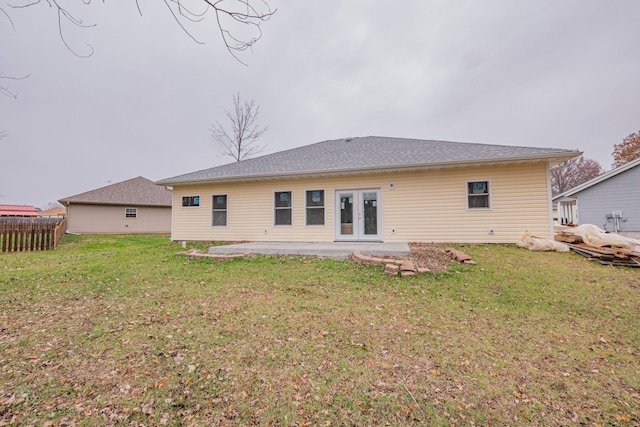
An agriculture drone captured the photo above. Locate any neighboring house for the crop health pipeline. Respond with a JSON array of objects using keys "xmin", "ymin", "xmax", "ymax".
[
  {"xmin": 554, "ymin": 157, "xmax": 640, "ymax": 238},
  {"xmin": 156, "ymin": 136, "xmax": 580, "ymax": 244},
  {"xmin": 59, "ymin": 176, "xmax": 172, "ymax": 234},
  {"xmin": 0, "ymin": 204, "xmax": 38, "ymax": 217},
  {"xmin": 38, "ymin": 207, "xmax": 66, "ymax": 218}
]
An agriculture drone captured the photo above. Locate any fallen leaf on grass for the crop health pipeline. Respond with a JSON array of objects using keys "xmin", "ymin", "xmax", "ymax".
[
  {"xmin": 159, "ymin": 413, "xmax": 171, "ymax": 425},
  {"xmin": 224, "ymin": 406, "xmax": 237, "ymax": 419},
  {"xmin": 142, "ymin": 399, "xmax": 154, "ymax": 415}
]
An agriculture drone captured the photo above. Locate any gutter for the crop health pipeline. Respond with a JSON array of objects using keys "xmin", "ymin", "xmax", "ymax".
[{"xmin": 58, "ymin": 201, "xmax": 171, "ymax": 208}]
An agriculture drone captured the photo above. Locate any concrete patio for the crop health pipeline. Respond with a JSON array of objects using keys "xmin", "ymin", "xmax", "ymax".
[{"xmin": 208, "ymin": 241, "xmax": 410, "ymax": 260}]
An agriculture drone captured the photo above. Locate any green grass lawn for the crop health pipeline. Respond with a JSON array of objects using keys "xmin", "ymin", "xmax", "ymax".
[{"xmin": 1, "ymin": 235, "xmax": 638, "ymax": 426}]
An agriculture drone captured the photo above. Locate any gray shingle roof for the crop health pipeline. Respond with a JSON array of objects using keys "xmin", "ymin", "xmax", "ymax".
[
  {"xmin": 157, "ymin": 136, "xmax": 580, "ymax": 185},
  {"xmin": 59, "ymin": 176, "xmax": 172, "ymax": 207}
]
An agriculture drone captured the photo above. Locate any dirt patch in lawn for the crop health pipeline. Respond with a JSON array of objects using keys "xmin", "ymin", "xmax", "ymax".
[{"xmin": 402, "ymin": 242, "xmax": 458, "ymax": 273}]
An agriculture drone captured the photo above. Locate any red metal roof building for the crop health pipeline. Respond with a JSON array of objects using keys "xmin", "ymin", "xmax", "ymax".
[{"xmin": 0, "ymin": 204, "xmax": 38, "ymax": 217}]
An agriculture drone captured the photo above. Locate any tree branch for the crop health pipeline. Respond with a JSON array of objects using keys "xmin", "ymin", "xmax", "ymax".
[
  {"xmin": 4, "ymin": 0, "xmax": 275, "ymax": 64},
  {"xmin": 210, "ymin": 0, "xmax": 273, "ymax": 65},
  {"xmin": 0, "ymin": 73, "xmax": 30, "ymax": 98},
  {"xmin": 612, "ymin": 131, "xmax": 640, "ymax": 168},
  {"xmin": 550, "ymin": 155, "xmax": 603, "ymax": 196},
  {"xmin": 162, "ymin": 0, "xmax": 205, "ymax": 45},
  {"xmin": 0, "ymin": 4, "xmax": 16, "ymax": 30},
  {"xmin": 9, "ymin": 0, "xmax": 97, "ymax": 57}
]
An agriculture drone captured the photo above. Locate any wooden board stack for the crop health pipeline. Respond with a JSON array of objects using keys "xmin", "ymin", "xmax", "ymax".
[{"xmin": 555, "ymin": 231, "xmax": 640, "ymax": 267}]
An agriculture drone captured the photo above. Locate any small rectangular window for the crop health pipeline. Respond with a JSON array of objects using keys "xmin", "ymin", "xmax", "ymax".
[
  {"xmin": 212, "ymin": 195, "xmax": 227, "ymax": 227},
  {"xmin": 182, "ymin": 196, "xmax": 200, "ymax": 207},
  {"xmin": 274, "ymin": 191, "xmax": 292, "ymax": 226},
  {"xmin": 305, "ymin": 190, "xmax": 325, "ymax": 226},
  {"xmin": 467, "ymin": 181, "xmax": 491, "ymax": 209},
  {"xmin": 125, "ymin": 208, "xmax": 137, "ymax": 218}
]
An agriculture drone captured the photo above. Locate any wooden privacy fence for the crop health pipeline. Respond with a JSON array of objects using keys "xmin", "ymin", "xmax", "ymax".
[{"xmin": 0, "ymin": 217, "xmax": 66, "ymax": 253}]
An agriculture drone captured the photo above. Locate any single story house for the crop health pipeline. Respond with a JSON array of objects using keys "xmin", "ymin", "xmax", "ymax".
[
  {"xmin": 0, "ymin": 204, "xmax": 38, "ymax": 217},
  {"xmin": 38, "ymin": 207, "xmax": 67, "ymax": 218},
  {"xmin": 59, "ymin": 176, "xmax": 172, "ymax": 234},
  {"xmin": 554, "ymin": 157, "xmax": 640, "ymax": 238},
  {"xmin": 156, "ymin": 136, "xmax": 580, "ymax": 244}
]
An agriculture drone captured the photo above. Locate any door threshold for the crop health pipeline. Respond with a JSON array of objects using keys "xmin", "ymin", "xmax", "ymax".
[{"xmin": 334, "ymin": 240, "xmax": 384, "ymax": 243}]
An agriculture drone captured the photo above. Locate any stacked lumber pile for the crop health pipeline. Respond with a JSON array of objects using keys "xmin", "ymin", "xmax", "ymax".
[{"xmin": 555, "ymin": 226, "xmax": 640, "ymax": 267}]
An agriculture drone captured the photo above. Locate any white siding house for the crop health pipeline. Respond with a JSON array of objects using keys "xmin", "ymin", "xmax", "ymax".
[{"xmin": 554, "ymin": 157, "xmax": 640, "ymax": 238}]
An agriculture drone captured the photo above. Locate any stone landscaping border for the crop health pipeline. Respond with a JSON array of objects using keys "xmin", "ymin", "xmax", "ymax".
[
  {"xmin": 445, "ymin": 247, "xmax": 477, "ymax": 265},
  {"xmin": 351, "ymin": 248, "xmax": 476, "ymax": 277},
  {"xmin": 350, "ymin": 251, "xmax": 431, "ymax": 277},
  {"xmin": 176, "ymin": 247, "xmax": 475, "ymax": 276}
]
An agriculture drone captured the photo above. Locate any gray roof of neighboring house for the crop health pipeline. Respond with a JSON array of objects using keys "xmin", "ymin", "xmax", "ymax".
[
  {"xmin": 59, "ymin": 176, "xmax": 172, "ymax": 207},
  {"xmin": 157, "ymin": 136, "xmax": 581, "ymax": 185},
  {"xmin": 553, "ymin": 156, "xmax": 640, "ymax": 200}
]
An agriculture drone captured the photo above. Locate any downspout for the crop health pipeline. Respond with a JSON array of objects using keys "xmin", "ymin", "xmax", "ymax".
[
  {"xmin": 65, "ymin": 202, "xmax": 71, "ymax": 234},
  {"xmin": 546, "ymin": 164, "xmax": 554, "ymax": 239},
  {"xmin": 165, "ymin": 186, "xmax": 174, "ymax": 241}
]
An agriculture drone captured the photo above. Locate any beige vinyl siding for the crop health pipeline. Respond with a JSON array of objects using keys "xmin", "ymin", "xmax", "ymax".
[
  {"xmin": 171, "ymin": 181, "xmax": 341, "ymax": 242},
  {"xmin": 170, "ymin": 163, "xmax": 552, "ymax": 243},
  {"xmin": 382, "ymin": 164, "xmax": 551, "ymax": 243},
  {"xmin": 67, "ymin": 204, "xmax": 171, "ymax": 234}
]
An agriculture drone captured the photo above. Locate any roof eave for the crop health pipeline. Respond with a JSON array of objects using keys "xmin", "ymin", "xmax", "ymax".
[{"xmin": 58, "ymin": 200, "xmax": 171, "ymax": 207}]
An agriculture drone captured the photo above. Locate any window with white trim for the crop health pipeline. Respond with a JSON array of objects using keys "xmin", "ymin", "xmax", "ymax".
[
  {"xmin": 125, "ymin": 208, "xmax": 137, "ymax": 218},
  {"xmin": 182, "ymin": 196, "xmax": 200, "ymax": 207},
  {"xmin": 305, "ymin": 190, "xmax": 325, "ymax": 226},
  {"xmin": 212, "ymin": 195, "xmax": 227, "ymax": 227},
  {"xmin": 467, "ymin": 181, "xmax": 491, "ymax": 209},
  {"xmin": 274, "ymin": 191, "xmax": 292, "ymax": 226}
]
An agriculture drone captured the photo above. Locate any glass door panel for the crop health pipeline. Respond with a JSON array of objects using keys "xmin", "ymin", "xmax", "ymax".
[
  {"xmin": 339, "ymin": 193, "xmax": 354, "ymax": 237},
  {"xmin": 362, "ymin": 191, "xmax": 378, "ymax": 236},
  {"xmin": 335, "ymin": 189, "xmax": 381, "ymax": 241}
]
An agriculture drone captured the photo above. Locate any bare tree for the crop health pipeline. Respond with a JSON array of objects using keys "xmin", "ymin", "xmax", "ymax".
[
  {"xmin": 1, "ymin": 0, "xmax": 275, "ymax": 64},
  {"xmin": 612, "ymin": 130, "xmax": 640, "ymax": 168},
  {"xmin": 40, "ymin": 201, "xmax": 63, "ymax": 210},
  {"xmin": 210, "ymin": 93, "xmax": 268, "ymax": 162},
  {"xmin": 550, "ymin": 155, "xmax": 604, "ymax": 196}
]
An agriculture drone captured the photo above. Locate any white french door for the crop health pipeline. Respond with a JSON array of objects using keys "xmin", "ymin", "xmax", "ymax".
[{"xmin": 335, "ymin": 189, "xmax": 382, "ymax": 241}]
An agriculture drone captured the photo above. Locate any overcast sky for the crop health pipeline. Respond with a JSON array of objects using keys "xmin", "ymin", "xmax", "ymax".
[{"xmin": 1, "ymin": 0, "xmax": 639, "ymax": 207}]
